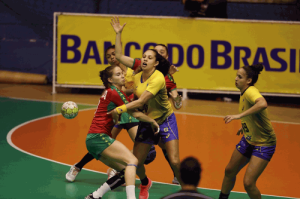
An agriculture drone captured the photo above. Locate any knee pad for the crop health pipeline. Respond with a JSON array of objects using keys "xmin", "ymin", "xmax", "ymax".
[{"xmin": 144, "ymin": 145, "xmax": 157, "ymax": 165}]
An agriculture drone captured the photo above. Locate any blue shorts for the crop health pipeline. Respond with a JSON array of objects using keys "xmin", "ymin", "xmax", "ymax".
[
  {"xmin": 135, "ymin": 113, "xmax": 179, "ymax": 145},
  {"xmin": 236, "ymin": 136, "xmax": 276, "ymax": 161}
]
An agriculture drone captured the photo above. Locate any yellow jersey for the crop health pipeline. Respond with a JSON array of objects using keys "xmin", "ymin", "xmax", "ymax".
[
  {"xmin": 239, "ymin": 86, "xmax": 276, "ymax": 146},
  {"xmin": 134, "ymin": 70, "xmax": 173, "ymax": 124},
  {"xmin": 124, "ymin": 67, "xmax": 135, "ymax": 90}
]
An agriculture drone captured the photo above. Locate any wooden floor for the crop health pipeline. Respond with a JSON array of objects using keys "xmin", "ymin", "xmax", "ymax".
[{"xmin": 1, "ymin": 83, "xmax": 300, "ymax": 199}]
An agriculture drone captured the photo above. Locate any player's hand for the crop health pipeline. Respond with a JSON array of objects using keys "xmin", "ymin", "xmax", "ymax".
[
  {"xmin": 237, "ymin": 127, "xmax": 243, "ymax": 136},
  {"xmin": 151, "ymin": 121, "xmax": 160, "ymax": 135},
  {"xmin": 168, "ymin": 65, "xmax": 179, "ymax": 75},
  {"xmin": 107, "ymin": 109, "xmax": 120, "ymax": 124},
  {"xmin": 110, "ymin": 16, "xmax": 126, "ymax": 34},
  {"xmin": 224, "ymin": 114, "xmax": 241, "ymax": 124},
  {"xmin": 169, "ymin": 92, "xmax": 182, "ymax": 110}
]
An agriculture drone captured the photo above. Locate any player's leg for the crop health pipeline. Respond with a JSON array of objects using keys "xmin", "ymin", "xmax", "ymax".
[
  {"xmin": 133, "ymin": 141, "xmax": 153, "ymax": 199},
  {"xmin": 66, "ymin": 152, "xmax": 94, "ymax": 182},
  {"xmin": 107, "ymin": 125, "xmax": 123, "ymax": 179},
  {"xmin": 87, "ymin": 157, "xmax": 127, "ymax": 199},
  {"xmin": 101, "ymin": 140, "xmax": 138, "ymax": 186},
  {"xmin": 86, "ymin": 134, "xmax": 137, "ymax": 199},
  {"xmin": 133, "ymin": 121, "xmax": 158, "ymax": 199},
  {"xmin": 159, "ymin": 113, "xmax": 181, "ymax": 185},
  {"xmin": 158, "ymin": 139, "xmax": 178, "ymax": 184},
  {"xmin": 243, "ymin": 156, "xmax": 268, "ymax": 199},
  {"xmin": 126, "ymin": 124, "xmax": 138, "ymax": 142},
  {"xmin": 219, "ymin": 149, "xmax": 249, "ymax": 198},
  {"xmin": 163, "ymin": 139, "xmax": 181, "ymax": 184},
  {"xmin": 111, "ymin": 125, "xmax": 123, "ymax": 139},
  {"xmin": 243, "ymin": 145, "xmax": 275, "ymax": 198}
]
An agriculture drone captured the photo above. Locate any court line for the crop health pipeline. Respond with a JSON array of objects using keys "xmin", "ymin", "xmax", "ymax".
[
  {"xmin": 6, "ymin": 109, "xmax": 108, "ymax": 175},
  {"xmin": 3, "ymin": 96, "xmax": 300, "ymax": 125},
  {"xmin": 4, "ymin": 98, "xmax": 297, "ymax": 199}
]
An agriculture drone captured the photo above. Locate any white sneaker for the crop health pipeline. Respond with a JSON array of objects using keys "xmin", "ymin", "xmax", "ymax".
[
  {"xmin": 66, "ymin": 164, "xmax": 81, "ymax": 182},
  {"xmin": 172, "ymin": 177, "xmax": 180, "ymax": 185},
  {"xmin": 107, "ymin": 168, "xmax": 126, "ymax": 186},
  {"xmin": 107, "ymin": 168, "xmax": 117, "ymax": 180}
]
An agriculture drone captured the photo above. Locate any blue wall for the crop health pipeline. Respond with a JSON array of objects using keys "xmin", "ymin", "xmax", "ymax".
[{"xmin": 0, "ymin": 0, "xmax": 299, "ymax": 82}]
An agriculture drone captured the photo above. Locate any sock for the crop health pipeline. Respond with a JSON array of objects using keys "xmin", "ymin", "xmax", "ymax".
[
  {"xmin": 75, "ymin": 153, "xmax": 94, "ymax": 170},
  {"xmin": 93, "ymin": 183, "xmax": 110, "ymax": 198},
  {"xmin": 107, "ymin": 169, "xmax": 125, "ymax": 190},
  {"xmin": 140, "ymin": 176, "xmax": 149, "ymax": 186},
  {"xmin": 126, "ymin": 185, "xmax": 136, "ymax": 199},
  {"xmin": 162, "ymin": 149, "xmax": 175, "ymax": 177},
  {"xmin": 219, "ymin": 192, "xmax": 230, "ymax": 199}
]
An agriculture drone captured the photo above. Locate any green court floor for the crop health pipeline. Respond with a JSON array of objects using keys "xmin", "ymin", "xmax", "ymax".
[{"xmin": 0, "ymin": 97, "xmax": 294, "ymax": 199}]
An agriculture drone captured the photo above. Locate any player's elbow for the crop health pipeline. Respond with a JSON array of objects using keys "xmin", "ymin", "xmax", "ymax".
[{"xmin": 260, "ymin": 101, "xmax": 268, "ymax": 110}]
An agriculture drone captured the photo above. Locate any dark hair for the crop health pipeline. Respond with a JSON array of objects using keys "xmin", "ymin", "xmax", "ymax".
[
  {"xmin": 105, "ymin": 45, "xmax": 116, "ymax": 56},
  {"xmin": 180, "ymin": 157, "xmax": 201, "ymax": 186},
  {"xmin": 156, "ymin": 44, "xmax": 169, "ymax": 56},
  {"xmin": 147, "ymin": 49, "xmax": 171, "ymax": 77},
  {"xmin": 99, "ymin": 65, "xmax": 118, "ymax": 88},
  {"xmin": 242, "ymin": 64, "xmax": 264, "ymax": 86}
]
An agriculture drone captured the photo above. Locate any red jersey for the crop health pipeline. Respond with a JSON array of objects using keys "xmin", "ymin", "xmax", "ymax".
[
  {"xmin": 133, "ymin": 58, "xmax": 177, "ymax": 92},
  {"xmin": 165, "ymin": 74, "xmax": 177, "ymax": 93},
  {"xmin": 88, "ymin": 86, "xmax": 130, "ymax": 137}
]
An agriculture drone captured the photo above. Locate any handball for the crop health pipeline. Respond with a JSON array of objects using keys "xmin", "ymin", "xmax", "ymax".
[{"xmin": 61, "ymin": 101, "xmax": 79, "ymax": 119}]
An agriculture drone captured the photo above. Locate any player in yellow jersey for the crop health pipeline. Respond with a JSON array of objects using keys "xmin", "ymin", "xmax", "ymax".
[
  {"xmin": 219, "ymin": 64, "xmax": 276, "ymax": 199},
  {"xmin": 109, "ymin": 17, "xmax": 181, "ymax": 199}
]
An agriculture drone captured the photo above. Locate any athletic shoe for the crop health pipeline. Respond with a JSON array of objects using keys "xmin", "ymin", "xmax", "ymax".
[
  {"xmin": 107, "ymin": 168, "xmax": 126, "ymax": 186},
  {"xmin": 139, "ymin": 178, "xmax": 152, "ymax": 199},
  {"xmin": 66, "ymin": 164, "xmax": 81, "ymax": 182},
  {"xmin": 107, "ymin": 168, "xmax": 117, "ymax": 180},
  {"xmin": 85, "ymin": 193, "xmax": 101, "ymax": 199},
  {"xmin": 172, "ymin": 177, "xmax": 180, "ymax": 185}
]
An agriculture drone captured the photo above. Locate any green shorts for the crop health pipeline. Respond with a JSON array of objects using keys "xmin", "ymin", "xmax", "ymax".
[{"xmin": 86, "ymin": 133, "xmax": 115, "ymax": 160}]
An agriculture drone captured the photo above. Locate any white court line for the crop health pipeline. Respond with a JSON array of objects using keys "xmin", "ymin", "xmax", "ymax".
[
  {"xmin": 2, "ymin": 96, "xmax": 300, "ymax": 125},
  {"xmin": 6, "ymin": 108, "xmax": 108, "ymax": 176},
  {"xmin": 3, "ymin": 96, "xmax": 299, "ymax": 199}
]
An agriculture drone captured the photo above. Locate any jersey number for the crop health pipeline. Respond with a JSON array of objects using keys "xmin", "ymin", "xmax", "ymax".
[{"xmin": 242, "ymin": 123, "xmax": 249, "ymax": 133}]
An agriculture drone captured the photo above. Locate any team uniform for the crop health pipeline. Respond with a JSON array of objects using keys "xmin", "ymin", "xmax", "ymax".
[
  {"xmin": 236, "ymin": 86, "xmax": 276, "ymax": 161},
  {"xmin": 133, "ymin": 69, "xmax": 179, "ymax": 145},
  {"xmin": 114, "ymin": 61, "xmax": 156, "ymax": 164},
  {"xmin": 86, "ymin": 85, "xmax": 132, "ymax": 159},
  {"xmin": 161, "ymin": 190, "xmax": 213, "ymax": 199},
  {"xmin": 114, "ymin": 63, "xmax": 140, "ymax": 130},
  {"xmin": 133, "ymin": 58, "xmax": 178, "ymax": 93}
]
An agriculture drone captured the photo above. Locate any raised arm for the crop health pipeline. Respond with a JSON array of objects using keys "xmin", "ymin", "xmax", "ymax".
[{"xmin": 111, "ymin": 17, "xmax": 135, "ymax": 68}]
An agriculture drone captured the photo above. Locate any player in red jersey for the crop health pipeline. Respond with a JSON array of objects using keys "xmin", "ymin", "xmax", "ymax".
[
  {"xmin": 84, "ymin": 65, "xmax": 159, "ymax": 199},
  {"xmin": 66, "ymin": 45, "xmax": 156, "ymax": 183}
]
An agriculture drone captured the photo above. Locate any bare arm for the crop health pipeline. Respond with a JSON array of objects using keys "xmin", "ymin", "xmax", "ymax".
[
  {"xmin": 128, "ymin": 110, "xmax": 159, "ymax": 132},
  {"xmin": 125, "ymin": 90, "xmax": 153, "ymax": 111},
  {"xmin": 111, "ymin": 17, "xmax": 135, "ymax": 68},
  {"xmin": 108, "ymin": 90, "xmax": 153, "ymax": 123},
  {"xmin": 169, "ymin": 90, "xmax": 182, "ymax": 110},
  {"xmin": 224, "ymin": 97, "xmax": 268, "ymax": 124}
]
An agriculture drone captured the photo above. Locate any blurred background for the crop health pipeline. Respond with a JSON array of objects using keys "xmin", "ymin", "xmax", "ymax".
[{"xmin": 0, "ymin": 0, "xmax": 299, "ymax": 84}]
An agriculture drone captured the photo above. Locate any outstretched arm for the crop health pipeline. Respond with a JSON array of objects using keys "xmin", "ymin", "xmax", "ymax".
[{"xmin": 111, "ymin": 17, "xmax": 135, "ymax": 68}]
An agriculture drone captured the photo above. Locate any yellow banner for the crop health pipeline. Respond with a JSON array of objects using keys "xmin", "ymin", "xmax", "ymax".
[{"xmin": 57, "ymin": 14, "xmax": 300, "ymax": 94}]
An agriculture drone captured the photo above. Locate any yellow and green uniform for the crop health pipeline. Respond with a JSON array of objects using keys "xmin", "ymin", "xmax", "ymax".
[
  {"xmin": 134, "ymin": 70, "xmax": 173, "ymax": 124},
  {"xmin": 239, "ymin": 86, "xmax": 276, "ymax": 146}
]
